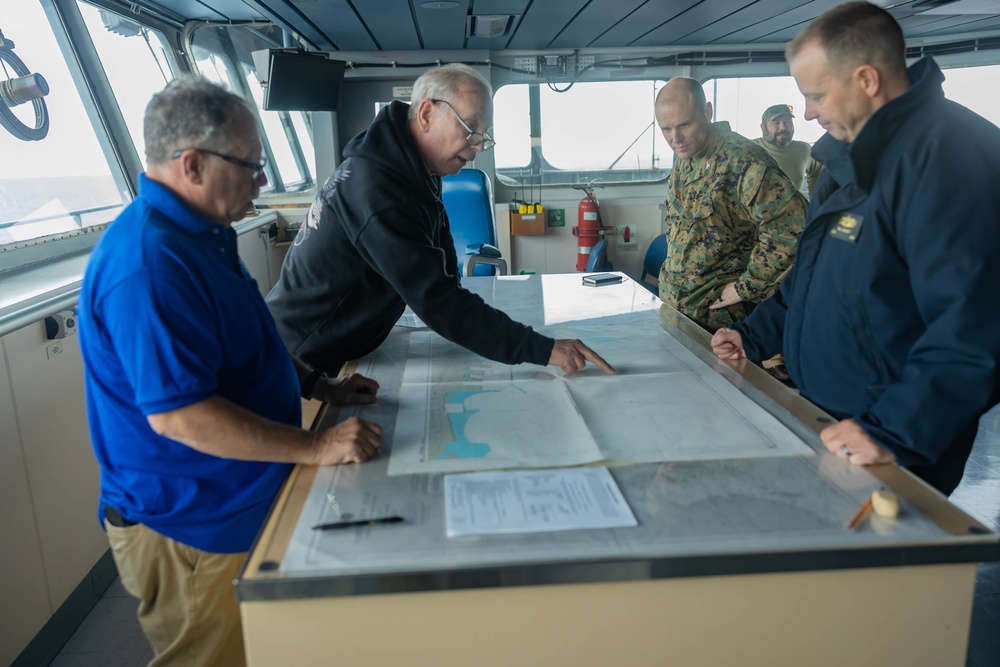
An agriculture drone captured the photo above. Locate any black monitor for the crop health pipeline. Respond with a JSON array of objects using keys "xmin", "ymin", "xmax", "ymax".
[{"xmin": 253, "ymin": 50, "xmax": 346, "ymax": 112}]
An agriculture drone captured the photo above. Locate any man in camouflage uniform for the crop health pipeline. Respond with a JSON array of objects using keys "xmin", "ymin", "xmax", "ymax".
[{"xmin": 655, "ymin": 77, "xmax": 808, "ymax": 332}]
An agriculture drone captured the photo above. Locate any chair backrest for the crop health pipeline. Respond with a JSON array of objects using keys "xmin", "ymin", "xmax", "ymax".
[
  {"xmin": 585, "ymin": 239, "xmax": 612, "ymax": 272},
  {"xmin": 640, "ymin": 234, "xmax": 668, "ymax": 283},
  {"xmin": 441, "ymin": 169, "xmax": 498, "ymax": 277}
]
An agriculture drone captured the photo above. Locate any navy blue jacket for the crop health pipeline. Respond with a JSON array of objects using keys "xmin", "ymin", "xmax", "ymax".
[{"xmin": 733, "ymin": 57, "xmax": 1000, "ymax": 494}]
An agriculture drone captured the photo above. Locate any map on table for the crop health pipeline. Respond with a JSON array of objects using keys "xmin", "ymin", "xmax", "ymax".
[{"xmin": 336, "ymin": 314, "xmax": 814, "ymax": 476}]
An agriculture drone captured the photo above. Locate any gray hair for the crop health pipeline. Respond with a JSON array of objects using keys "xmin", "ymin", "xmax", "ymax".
[
  {"xmin": 144, "ymin": 76, "xmax": 256, "ymax": 164},
  {"xmin": 408, "ymin": 64, "xmax": 492, "ymax": 120}
]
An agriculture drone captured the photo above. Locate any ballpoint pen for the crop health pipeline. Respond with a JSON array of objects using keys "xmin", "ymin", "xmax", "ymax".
[{"xmin": 312, "ymin": 516, "xmax": 404, "ymax": 530}]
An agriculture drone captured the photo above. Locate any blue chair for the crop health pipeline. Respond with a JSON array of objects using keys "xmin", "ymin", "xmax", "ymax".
[
  {"xmin": 584, "ymin": 238, "xmax": 613, "ymax": 272},
  {"xmin": 639, "ymin": 233, "xmax": 668, "ymax": 293},
  {"xmin": 441, "ymin": 169, "xmax": 507, "ymax": 277}
]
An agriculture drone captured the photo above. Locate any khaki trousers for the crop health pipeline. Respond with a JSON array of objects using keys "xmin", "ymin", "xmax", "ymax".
[{"xmin": 105, "ymin": 520, "xmax": 247, "ymax": 666}]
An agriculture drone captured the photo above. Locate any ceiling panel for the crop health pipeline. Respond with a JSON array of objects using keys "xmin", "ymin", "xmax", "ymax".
[
  {"xmin": 630, "ymin": 2, "xmax": 745, "ymax": 47},
  {"xmin": 472, "ymin": 0, "xmax": 530, "ymax": 14},
  {"xmin": 240, "ymin": 0, "xmax": 334, "ymax": 50},
  {"xmin": 896, "ymin": 13, "xmax": 966, "ymax": 33},
  {"xmin": 749, "ymin": 23, "xmax": 809, "ymax": 44},
  {"xmin": 414, "ymin": 0, "xmax": 472, "ymax": 50},
  {"xmin": 588, "ymin": 0, "xmax": 702, "ymax": 48},
  {"xmin": 290, "ymin": 0, "xmax": 377, "ymax": 50},
  {"xmin": 712, "ymin": 0, "xmax": 840, "ymax": 44},
  {"xmin": 904, "ymin": 14, "xmax": 1000, "ymax": 37},
  {"xmin": 354, "ymin": 0, "xmax": 422, "ymax": 50},
  {"xmin": 505, "ymin": 0, "xmax": 590, "ymax": 49},
  {"xmin": 191, "ymin": 0, "xmax": 260, "ymax": 20},
  {"xmin": 146, "ymin": 0, "xmax": 1000, "ymax": 51},
  {"xmin": 147, "ymin": 0, "xmax": 228, "ymax": 20},
  {"xmin": 548, "ymin": 0, "xmax": 649, "ymax": 49},
  {"xmin": 679, "ymin": 0, "xmax": 810, "ymax": 45}
]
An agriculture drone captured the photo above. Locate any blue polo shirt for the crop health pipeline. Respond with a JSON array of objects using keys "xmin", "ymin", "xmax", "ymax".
[{"xmin": 78, "ymin": 174, "xmax": 300, "ymax": 553}]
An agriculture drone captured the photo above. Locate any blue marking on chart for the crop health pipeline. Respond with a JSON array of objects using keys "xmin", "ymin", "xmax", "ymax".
[{"xmin": 437, "ymin": 390, "xmax": 498, "ymax": 459}]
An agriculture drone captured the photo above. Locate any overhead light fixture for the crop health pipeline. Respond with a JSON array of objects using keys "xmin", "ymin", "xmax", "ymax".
[
  {"xmin": 420, "ymin": 1, "xmax": 460, "ymax": 8},
  {"xmin": 470, "ymin": 15, "xmax": 513, "ymax": 38}
]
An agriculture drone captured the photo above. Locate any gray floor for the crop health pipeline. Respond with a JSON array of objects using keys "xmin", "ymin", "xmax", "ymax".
[
  {"xmin": 52, "ymin": 406, "xmax": 1000, "ymax": 666},
  {"xmin": 50, "ymin": 576, "xmax": 152, "ymax": 666}
]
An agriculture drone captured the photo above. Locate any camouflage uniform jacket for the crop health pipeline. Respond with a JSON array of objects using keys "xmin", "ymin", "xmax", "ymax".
[{"xmin": 659, "ymin": 121, "xmax": 807, "ymax": 331}]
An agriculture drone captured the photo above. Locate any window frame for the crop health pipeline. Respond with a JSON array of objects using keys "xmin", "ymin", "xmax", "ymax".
[
  {"xmin": 0, "ymin": 0, "xmax": 183, "ymax": 270},
  {"xmin": 183, "ymin": 21, "xmax": 318, "ymax": 195},
  {"xmin": 493, "ymin": 80, "xmax": 671, "ymax": 188}
]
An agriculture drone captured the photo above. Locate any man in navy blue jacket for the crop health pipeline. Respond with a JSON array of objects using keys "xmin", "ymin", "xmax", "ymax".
[{"xmin": 711, "ymin": 2, "xmax": 1000, "ymax": 495}]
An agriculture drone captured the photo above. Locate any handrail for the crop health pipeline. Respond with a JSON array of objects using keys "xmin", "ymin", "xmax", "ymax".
[
  {"xmin": 0, "ymin": 210, "xmax": 279, "ymax": 338},
  {"xmin": 0, "ymin": 202, "xmax": 123, "ymax": 230}
]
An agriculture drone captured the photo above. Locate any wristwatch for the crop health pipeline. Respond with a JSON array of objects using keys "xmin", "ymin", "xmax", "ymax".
[{"xmin": 300, "ymin": 367, "xmax": 327, "ymax": 399}]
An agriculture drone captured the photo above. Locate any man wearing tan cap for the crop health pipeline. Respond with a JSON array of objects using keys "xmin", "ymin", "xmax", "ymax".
[{"xmin": 754, "ymin": 104, "xmax": 822, "ymax": 198}]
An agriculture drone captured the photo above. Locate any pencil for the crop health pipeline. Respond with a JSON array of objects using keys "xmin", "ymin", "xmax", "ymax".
[
  {"xmin": 312, "ymin": 516, "xmax": 404, "ymax": 531},
  {"xmin": 847, "ymin": 498, "xmax": 873, "ymax": 530}
]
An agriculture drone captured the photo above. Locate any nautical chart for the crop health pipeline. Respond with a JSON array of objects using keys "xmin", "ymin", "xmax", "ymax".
[{"xmin": 374, "ymin": 316, "xmax": 813, "ymax": 476}]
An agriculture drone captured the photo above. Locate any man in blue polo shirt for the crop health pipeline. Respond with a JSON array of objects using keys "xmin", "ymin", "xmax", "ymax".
[{"xmin": 78, "ymin": 77, "xmax": 383, "ymax": 666}]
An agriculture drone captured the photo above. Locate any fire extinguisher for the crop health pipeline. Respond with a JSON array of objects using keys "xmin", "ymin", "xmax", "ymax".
[{"xmin": 571, "ymin": 183, "xmax": 614, "ymax": 272}]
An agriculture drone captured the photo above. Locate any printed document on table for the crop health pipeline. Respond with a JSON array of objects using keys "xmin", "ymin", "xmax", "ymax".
[
  {"xmin": 444, "ymin": 467, "xmax": 638, "ymax": 537},
  {"xmin": 395, "ymin": 306, "xmax": 427, "ymax": 328}
]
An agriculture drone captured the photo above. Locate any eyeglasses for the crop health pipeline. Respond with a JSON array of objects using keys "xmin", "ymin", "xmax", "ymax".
[
  {"xmin": 431, "ymin": 99, "xmax": 495, "ymax": 151},
  {"xmin": 171, "ymin": 148, "xmax": 268, "ymax": 183}
]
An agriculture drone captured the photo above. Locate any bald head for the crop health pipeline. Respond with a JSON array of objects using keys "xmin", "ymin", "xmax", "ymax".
[
  {"xmin": 655, "ymin": 77, "xmax": 715, "ymax": 159},
  {"xmin": 655, "ymin": 77, "xmax": 707, "ymax": 111}
]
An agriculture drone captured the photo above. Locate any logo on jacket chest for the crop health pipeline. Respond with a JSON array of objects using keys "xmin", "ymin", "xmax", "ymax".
[{"xmin": 829, "ymin": 213, "xmax": 863, "ymax": 243}]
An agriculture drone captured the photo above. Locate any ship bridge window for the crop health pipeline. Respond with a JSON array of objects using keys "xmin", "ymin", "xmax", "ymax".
[
  {"xmin": 0, "ymin": 2, "xmax": 128, "ymax": 255},
  {"xmin": 702, "ymin": 75, "xmax": 826, "ymax": 146},
  {"xmin": 940, "ymin": 64, "xmax": 1000, "ymax": 129},
  {"xmin": 76, "ymin": 2, "xmax": 176, "ymax": 171},
  {"xmin": 190, "ymin": 25, "xmax": 316, "ymax": 194},
  {"xmin": 493, "ymin": 80, "xmax": 670, "ymax": 187},
  {"xmin": 705, "ymin": 66, "xmax": 1000, "ymax": 146}
]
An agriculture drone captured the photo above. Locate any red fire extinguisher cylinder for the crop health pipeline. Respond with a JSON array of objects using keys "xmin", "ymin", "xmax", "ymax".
[{"xmin": 572, "ymin": 188, "xmax": 609, "ymax": 271}]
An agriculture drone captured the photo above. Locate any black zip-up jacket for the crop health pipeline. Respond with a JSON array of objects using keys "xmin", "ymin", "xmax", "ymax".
[
  {"xmin": 266, "ymin": 101, "xmax": 554, "ymax": 371},
  {"xmin": 733, "ymin": 57, "xmax": 1000, "ymax": 494}
]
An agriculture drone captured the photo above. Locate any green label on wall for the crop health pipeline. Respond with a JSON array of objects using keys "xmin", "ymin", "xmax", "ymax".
[{"xmin": 546, "ymin": 208, "xmax": 566, "ymax": 227}]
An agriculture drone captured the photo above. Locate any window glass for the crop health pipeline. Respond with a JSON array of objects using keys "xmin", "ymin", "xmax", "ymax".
[
  {"xmin": 493, "ymin": 80, "xmax": 669, "ymax": 186},
  {"xmin": 191, "ymin": 24, "xmax": 316, "ymax": 192},
  {"xmin": 708, "ymin": 66, "xmax": 1000, "ymax": 144},
  {"xmin": 77, "ymin": 2, "xmax": 175, "ymax": 168},
  {"xmin": 493, "ymin": 84, "xmax": 531, "ymax": 169},
  {"xmin": 243, "ymin": 65, "xmax": 303, "ymax": 186},
  {"xmin": 0, "ymin": 2, "xmax": 125, "ymax": 246},
  {"xmin": 941, "ymin": 64, "xmax": 1000, "ymax": 128},
  {"xmin": 541, "ymin": 81, "xmax": 668, "ymax": 171},
  {"xmin": 190, "ymin": 45, "xmax": 277, "ymax": 193},
  {"xmin": 191, "ymin": 45, "xmax": 239, "ymax": 91},
  {"xmin": 706, "ymin": 75, "xmax": 825, "ymax": 145},
  {"xmin": 290, "ymin": 111, "xmax": 316, "ymax": 180}
]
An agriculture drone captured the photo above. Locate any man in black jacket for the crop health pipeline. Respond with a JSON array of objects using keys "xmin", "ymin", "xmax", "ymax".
[
  {"xmin": 267, "ymin": 64, "xmax": 612, "ymax": 376},
  {"xmin": 711, "ymin": 2, "xmax": 1000, "ymax": 495}
]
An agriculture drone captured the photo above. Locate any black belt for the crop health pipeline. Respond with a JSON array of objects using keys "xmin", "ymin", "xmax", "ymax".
[{"xmin": 105, "ymin": 506, "xmax": 137, "ymax": 528}]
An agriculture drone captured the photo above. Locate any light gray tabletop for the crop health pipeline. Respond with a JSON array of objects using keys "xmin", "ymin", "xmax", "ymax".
[{"xmin": 238, "ymin": 273, "xmax": 998, "ymax": 602}]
